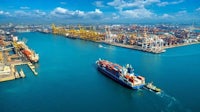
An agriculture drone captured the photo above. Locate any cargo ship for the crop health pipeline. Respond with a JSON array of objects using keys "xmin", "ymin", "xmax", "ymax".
[
  {"xmin": 14, "ymin": 41, "xmax": 39, "ymax": 63},
  {"xmin": 96, "ymin": 59, "xmax": 145, "ymax": 89},
  {"xmin": 22, "ymin": 49, "xmax": 39, "ymax": 63}
]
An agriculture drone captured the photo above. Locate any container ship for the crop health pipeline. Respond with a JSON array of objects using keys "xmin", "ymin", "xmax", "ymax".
[{"xmin": 96, "ymin": 59, "xmax": 145, "ymax": 89}]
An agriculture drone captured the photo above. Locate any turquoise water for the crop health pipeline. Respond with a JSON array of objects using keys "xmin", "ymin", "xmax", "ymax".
[{"xmin": 1, "ymin": 32, "xmax": 200, "ymax": 112}]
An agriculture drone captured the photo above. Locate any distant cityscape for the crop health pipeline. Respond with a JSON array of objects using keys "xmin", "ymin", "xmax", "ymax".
[
  {"xmin": 1, "ymin": 0, "xmax": 200, "ymax": 111},
  {"xmin": 1, "ymin": 23, "xmax": 200, "ymax": 53},
  {"xmin": 0, "ymin": 23, "xmax": 200, "ymax": 82}
]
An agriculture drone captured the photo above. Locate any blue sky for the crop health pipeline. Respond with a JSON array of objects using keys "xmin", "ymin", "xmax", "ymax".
[{"xmin": 0, "ymin": 0, "xmax": 200, "ymax": 24}]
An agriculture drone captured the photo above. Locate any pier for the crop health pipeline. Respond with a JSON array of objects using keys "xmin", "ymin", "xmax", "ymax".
[
  {"xmin": 27, "ymin": 62, "xmax": 38, "ymax": 75},
  {"xmin": 0, "ymin": 61, "xmax": 37, "ymax": 82},
  {"xmin": 11, "ymin": 62, "xmax": 38, "ymax": 75},
  {"xmin": 0, "ymin": 61, "xmax": 38, "ymax": 82},
  {"xmin": 14, "ymin": 71, "xmax": 20, "ymax": 78}
]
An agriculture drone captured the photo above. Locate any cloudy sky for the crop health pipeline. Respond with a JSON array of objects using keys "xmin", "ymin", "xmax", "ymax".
[{"xmin": 0, "ymin": 0, "xmax": 200, "ymax": 24}]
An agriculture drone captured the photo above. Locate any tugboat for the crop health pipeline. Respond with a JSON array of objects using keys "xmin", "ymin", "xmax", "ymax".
[
  {"xmin": 96, "ymin": 59, "xmax": 145, "ymax": 89},
  {"xmin": 19, "ymin": 69, "xmax": 25, "ymax": 78},
  {"xmin": 144, "ymin": 82, "xmax": 161, "ymax": 93},
  {"xmin": 98, "ymin": 44, "xmax": 103, "ymax": 48}
]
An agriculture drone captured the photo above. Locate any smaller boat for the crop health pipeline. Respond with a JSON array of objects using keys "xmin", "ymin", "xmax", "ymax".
[
  {"xmin": 19, "ymin": 69, "xmax": 25, "ymax": 78},
  {"xmin": 65, "ymin": 33, "xmax": 69, "ymax": 36},
  {"xmin": 98, "ymin": 44, "xmax": 103, "ymax": 48},
  {"xmin": 144, "ymin": 82, "xmax": 161, "ymax": 93},
  {"xmin": 161, "ymin": 49, "xmax": 166, "ymax": 53},
  {"xmin": 15, "ymin": 71, "xmax": 20, "ymax": 78}
]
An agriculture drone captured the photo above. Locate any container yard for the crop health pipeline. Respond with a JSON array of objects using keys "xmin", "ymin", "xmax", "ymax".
[{"xmin": 51, "ymin": 24, "xmax": 200, "ymax": 54}]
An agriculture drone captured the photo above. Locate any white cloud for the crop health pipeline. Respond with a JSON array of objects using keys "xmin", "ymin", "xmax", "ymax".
[
  {"xmin": 50, "ymin": 7, "xmax": 85, "ymax": 18},
  {"xmin": 34, "ymin": 10, "xmax": 46, "ymax": 16},
  {"xmin": 14, "ymin": 10, "xmax": 30, "ymax": 16},
  {"xmin": 50, "ymin": 7, "xmax": 103, "ymax": 20},
  {"xmin": 107, "ymin": 0, "xmax": 131, "ymax": 10},
  {"xmin": 86, "ymin": 9, "xmax": 103, "ymax": 19},
  {"xmin": 161, "ymin": 13, "xmax": 173, "ymax": 19},
  {"xmin": 51, "ymin": 7, "xmax": 68, "ymax": 14},
  {"xmin": 87, "ymin": 9, "xmax": 103, "ymax": 16},
  {"xmin": 12, "ymin": 10, "xmax": 47, "ymax": 18},
  {"xmin": 60, "ymin": 2, "xmax": 66, "ymax": 5},
  {"xmin": 106, "ymin": 0, "xmax": 187, "ymax": 20},
  {"xmin": 73, "ymin": 10, "xmax": 85, "ymax": 17},
  {"xmin": 107, "ymin": 0, "xmax": 159, "ymax": 19},
  {"xmin": 93, "ymin": 9, "xmax": 102, "ymax": 14},
  {"xmin": 4, "ymin": 12, "xmax": 10, "ymax": 15},
  {"xmin": 171, "ymin": 10, "xmax": 188, "ymax": 19},
  {"xmin": 107, "ymin": 0, "xmax": 124, "ymax": 7},
  {"xmin": 157, "ymin": 0, "xmax": 184, "ymax": 6},
  {"xmin": 107, "ymin": 0, "xmax": 183, "ymax": 8},
  {"xmin": 93, "ymin": 1, "xmax": 105, "ymax": 7},
  {"xmin": 0, "ymin": 10, "xmax": 3, "ymax": 14},
  {"xmin": 112, "ymin": 13, "xmax": 120, "ymax": 19},
  {"xmin": 196, "ymin": 7, "xmax": 200, "ymax": 11},
  {"xmin": 20, "ymin": 6, "xmax": 30, "ymax": 10},
  {"xmin": 108, "ymin": 0, "xmax": 160, "ymax": 10},
  {"xmin": 157, "ymin": 2, "xmax": 168, "ymax": 6},
  {"xmin": 171, "ymin": 0, "xmax": 184, "ymax": 4},
  {"xmin": 167, "ymin": 10, "xmax": 199, "ymax": 22},
  {"xmin": 162, "ymin": 14, "xmax": 170, "ymax": 18},
  {"xmin": 177, "ymin": 10, "xmax": 187, "ymax": 14},
  {"xmin": 0, "ymin": 10, "xmax": 11, "ymax": 16},
  {"xmin": 120, "ymin": 8, "xmax": 155, "ymax": 18}
]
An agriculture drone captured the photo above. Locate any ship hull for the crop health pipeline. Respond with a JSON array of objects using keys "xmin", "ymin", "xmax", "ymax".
[
  {"xmin": 23, "ymin": 54, "xmax": 39, "ymax": 63},
  {"xmin": 22, "ymin": 50, "xmax": 39, "ymax": 63},
  {"xmin": 97, "ymin": 66, "xmax": 143, "ymax": 89}
]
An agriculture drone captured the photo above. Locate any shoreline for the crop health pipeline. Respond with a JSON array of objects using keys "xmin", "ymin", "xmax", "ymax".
[
  {"xmin": 163, "ymin": 42, "xmax": 200, "ymax": 49},
  {"xmin": 98, "ymin": 41, "xmax": 162, "ymax": 54},
  {"xmin": 47, "ymin": 32, "xmax": 164, "ymax": 54},
  {"xmin": 0, "ymin": 75, "xmax": 15, "ymax": 82},
  {"xmin": 101, "ymin": 41, "xmax": 200, "ymax": 53},
  {"xmin": 42, "ymin": 32, "xmax": 200, "ymax": 54}
]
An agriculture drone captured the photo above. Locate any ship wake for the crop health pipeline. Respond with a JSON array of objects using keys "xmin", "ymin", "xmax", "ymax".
[
  {"xmin": 98, "ymin": 44, "xmax": 107, "ymax": 49},
  {"xmin": 158, "ymin": 92, "xmax": 191, "ymax": 112}
]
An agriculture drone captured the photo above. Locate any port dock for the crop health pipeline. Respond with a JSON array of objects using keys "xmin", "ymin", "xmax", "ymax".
[
  {"xmin": 100, "ymin": 41, "xmax": 165, "ymax": 54},
  {"xmin": 27, "ymin": 62, "xmax": 38, "ymax": 75},
  {"xmin": 0, "ymin": 30, "xmax": 39, "ymax": 82},
  {"xmin": 11, "ymin": 62, "xmax": 38, "ymax": 75},
  {"xmin": 51, "ymin": 24, "xmax": 200, "ymax": 54},
  {"xmin": 0, "ymin": 61, "xmax": 38, "ymax": 82}
]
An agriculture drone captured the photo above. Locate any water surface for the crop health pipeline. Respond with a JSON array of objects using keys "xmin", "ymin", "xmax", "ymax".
[{"xmin": 1, "ymin": 32, "xmax": 200, "ymax": 112}]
